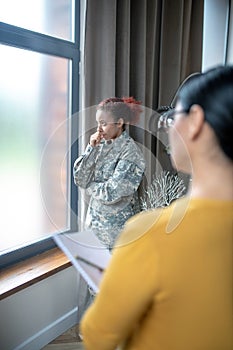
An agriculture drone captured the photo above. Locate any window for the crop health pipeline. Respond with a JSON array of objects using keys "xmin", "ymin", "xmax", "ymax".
[
  {"xmin": 0, "ymin": 0, "xmax": 80, "ymax": 264},
  {"xmin": 202, "ymin": 0, "xmax": 232, "ymax": 71},
  {"xmin": 0, "ymin": 0, "xmax": 75, "ymax": 41}
]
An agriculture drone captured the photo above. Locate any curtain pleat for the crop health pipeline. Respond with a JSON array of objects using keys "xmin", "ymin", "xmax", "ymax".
[
  {"xmin": 83, "ymin": 0, "xmax": 117, "ymax": 106},
  {"xmin": 115, "ymin": 0, "xmax": 131, "ymax": 95}
]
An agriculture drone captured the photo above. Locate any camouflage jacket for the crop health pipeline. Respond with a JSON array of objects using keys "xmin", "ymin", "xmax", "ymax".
[{"xmin": 73, "ymin": 131, "xmax": 146, "ymax": 248}]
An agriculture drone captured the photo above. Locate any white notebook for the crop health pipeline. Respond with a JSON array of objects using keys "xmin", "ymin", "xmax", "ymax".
[{"xmin": 53, "ymin": 230, "xmax": 112, "ymax": 293}]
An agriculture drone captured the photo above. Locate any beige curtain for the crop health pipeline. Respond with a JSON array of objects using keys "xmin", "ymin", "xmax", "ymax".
[{"xmin": 82, "ymin": 0, "xmax": 204, "ymax": 109}]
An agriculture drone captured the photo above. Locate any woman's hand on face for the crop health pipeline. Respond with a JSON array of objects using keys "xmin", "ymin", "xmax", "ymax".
[{"xmin": 90, "ymin": 130, "xmax": 103, "ymax": 147}]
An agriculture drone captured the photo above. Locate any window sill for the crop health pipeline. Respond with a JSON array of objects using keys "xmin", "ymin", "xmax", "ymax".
[{"xmin": 0, "ymin": 247, "xmax": 71, "ymax": 300}]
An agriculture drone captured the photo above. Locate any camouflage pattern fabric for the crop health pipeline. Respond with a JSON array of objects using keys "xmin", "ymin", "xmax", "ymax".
[{"xmin": 73, "ymin": 131, "xmax": 146, "ymax": 248}]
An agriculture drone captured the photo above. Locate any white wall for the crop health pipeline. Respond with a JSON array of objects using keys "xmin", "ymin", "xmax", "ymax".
[
  {"xmin": 0, "ymin": 267, "xmax": 80, "ymax": 350},
  {"xmin": 202, "ymin": 0, "xmax": 230, "ymax": 71}
]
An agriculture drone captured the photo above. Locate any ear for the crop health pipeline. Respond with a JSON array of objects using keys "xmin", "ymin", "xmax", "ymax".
[
  {"xmin": 117, "ymin": 118, "xmax": 124, "ymax": 127},
  {"xmin": 188, "ymin": 104, "xmax": 205, "ymax": 140}
]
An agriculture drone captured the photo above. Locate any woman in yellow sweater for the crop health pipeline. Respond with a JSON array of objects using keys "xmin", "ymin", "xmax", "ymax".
[{"xmin": 80, "ymin": 65, "xmax": 233, "ymax": 350}]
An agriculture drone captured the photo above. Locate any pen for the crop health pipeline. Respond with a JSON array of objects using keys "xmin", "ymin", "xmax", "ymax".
[{"xmin": 76, "ymin": 256, "xmax": 105, "ymax": 272}]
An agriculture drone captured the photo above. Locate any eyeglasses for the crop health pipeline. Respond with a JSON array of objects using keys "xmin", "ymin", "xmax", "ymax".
[{"xmin": 158, "ymin": 108, "xmax": 188, "ymax": 130}]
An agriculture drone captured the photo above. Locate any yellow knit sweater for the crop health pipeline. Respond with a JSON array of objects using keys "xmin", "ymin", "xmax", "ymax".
[{"xmin": 81, "ymin": 197, "xmax": 233, "ymax": 350}]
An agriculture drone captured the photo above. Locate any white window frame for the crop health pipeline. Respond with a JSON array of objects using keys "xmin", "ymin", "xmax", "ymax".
[{"xmin": 0, "ymin": 0, "xmax": 80, "ymax": 268}]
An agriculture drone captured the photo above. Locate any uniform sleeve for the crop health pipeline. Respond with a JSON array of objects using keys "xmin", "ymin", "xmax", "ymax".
[
  {"xmin": 80, "ymin": 215, "xmax": 159, "ymax": 350},
  {"xmin": 86, "ymin": 155, "xmax": 145, "ymax": 205},
  {"xmin": 73, "ymin": 144, "xmax": 99, "ymax": 189}
]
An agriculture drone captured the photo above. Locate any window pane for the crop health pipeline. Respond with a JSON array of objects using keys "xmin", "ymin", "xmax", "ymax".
[
  {"xmin": 0, "ymin": 45, "xmax": 71, "ymax": 253},
  {"xmin": 0, "ymin": 0, "xmax": 74, "ymax": 41}
]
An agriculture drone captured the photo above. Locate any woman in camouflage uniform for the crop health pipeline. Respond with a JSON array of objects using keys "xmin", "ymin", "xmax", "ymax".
[{"xmin": 73, "ymin": 97, "xmax": 146, "ymax": 249}]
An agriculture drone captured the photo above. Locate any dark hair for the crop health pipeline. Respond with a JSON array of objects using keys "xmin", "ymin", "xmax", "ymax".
[
  {"xmin": 97, "ymin": 97, "xmax": 142, "ymax": 130},
  {"xmin": 177, "ymin": 65, "xmax": 233, "ymax": 160}
]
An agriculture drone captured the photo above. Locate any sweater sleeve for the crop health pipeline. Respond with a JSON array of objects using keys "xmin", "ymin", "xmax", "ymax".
[{"xmin": 80, "ymin": 215, "xmax": 159, "ymax": 350}]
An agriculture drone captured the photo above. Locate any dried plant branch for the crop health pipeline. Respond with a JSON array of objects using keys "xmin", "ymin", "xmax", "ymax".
[{"xmin": 140, "ymin": 171, "xmax": 186, "ymax": 210}]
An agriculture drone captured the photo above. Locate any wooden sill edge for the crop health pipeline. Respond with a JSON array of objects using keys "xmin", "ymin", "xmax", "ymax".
[{"xmin": 0, "ymin": 247, "xmax": 71, "ymax": 301}]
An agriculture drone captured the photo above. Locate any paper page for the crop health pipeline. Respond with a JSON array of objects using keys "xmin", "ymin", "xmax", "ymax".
[{"xmin": 53, "ymin": 230, "xmax": 112, "ymax": 293}]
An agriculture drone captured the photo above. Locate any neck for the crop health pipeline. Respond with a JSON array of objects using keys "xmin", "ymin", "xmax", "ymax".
[{"xmin": 189, "ymin": 155, "xmax": 233, "ymax": 200}]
